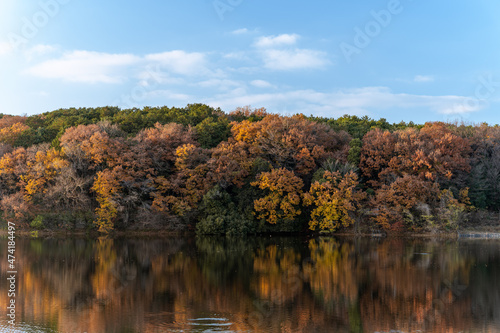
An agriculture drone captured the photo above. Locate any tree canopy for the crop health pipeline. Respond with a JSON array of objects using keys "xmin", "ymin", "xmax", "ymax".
[{"xmin": 0, "ymin": 105, "xmax": 496, "ymax": 234}]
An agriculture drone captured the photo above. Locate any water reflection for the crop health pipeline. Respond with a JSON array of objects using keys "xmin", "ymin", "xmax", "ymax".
[{"xmin": 1, "ymin": 236, "xmax": 500, "ymax": 332}]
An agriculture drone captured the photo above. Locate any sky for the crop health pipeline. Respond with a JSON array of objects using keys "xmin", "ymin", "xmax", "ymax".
[{"xmin": 1, "ymin": 0, "xmax": 500, "ymax": 124}]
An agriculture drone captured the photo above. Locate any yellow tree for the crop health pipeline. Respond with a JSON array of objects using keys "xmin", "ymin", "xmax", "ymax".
[
  {"xmin": 92, "ymin": 170, "xmax": 121, "ymax": 233},
  {"xmin": 0, "ymin": 147, "xmax": 27, "ymax": 189},
  {"xmin": 0, "ymin": 147, "xmax": 29, "ymax": 220},
  {"xmin": 251, "ymin": 168, "xmax": 304, "ymax": 224},
  {"xmin": 0, "ymin": 122, "xmax": 30, "ymax": 145},
  {"xmin": 21, "ymin": 148, "xmax": 69, "ymax": 202},
  {"xmin": 303, "ymin": 171, "xmax": 365, "ymax": 232}
]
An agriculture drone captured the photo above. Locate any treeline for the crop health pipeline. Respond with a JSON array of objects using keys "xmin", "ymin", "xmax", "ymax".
[{"xmin": 0, "ymin": 104, "xmax": 498, "ymax": 234}]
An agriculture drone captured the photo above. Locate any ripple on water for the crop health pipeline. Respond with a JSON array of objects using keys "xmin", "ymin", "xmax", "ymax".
[{"xmin": 187, "ymin": 317, "xmax": 234, "ymax": 331}]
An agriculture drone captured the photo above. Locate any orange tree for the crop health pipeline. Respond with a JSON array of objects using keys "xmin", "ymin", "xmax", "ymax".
[
  {"xmin": 370, "ymin": 174, "xmax": 440, "ymax": 232},
  {"xmin": 231, "ymin": 114, "xmax": 351, "ymax": 177}
]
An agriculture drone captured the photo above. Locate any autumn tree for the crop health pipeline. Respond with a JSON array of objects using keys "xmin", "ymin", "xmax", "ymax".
[
  {"xmin": 0, "ymin": 144, "xmax": 70, "ymax": 221},
  {"xmin": 359, "ymin": 128, "xmax": 397, "ymax": 187},
  {"xmin": 370, "ymin": 174, "xmax": 441, "ymax": 232},
  {"xmin": 227, "ymin": 106, "xmax": 268, "ymax": 122},
  {"xmin": 303, "ymin": 171, "xmax": 365, "ymax": 232},
  {"xmin": 134, "ymin": 122, "xmax": 196, "ymax": 176},
  {"xmin": 0, "ymin": 147, "xmax": 27, "ymax": 194},
  {"xmin": 135, "ymin": 123, "xmax": 208, "ymax": 217},
  {"xmin": 0, "ymin": 122, "xmax": 30, "ymax": 145},
  {"xmin": 360, "ymin": 123, "xmax": 471, "ymax": 187},
  {"xmin": 251, "ymin": 168, "xmax": 304, "ymax": 224},
  {"xmin": 0, "ymin": 147, "xmax": 29, "ymax": 220},
  {"xmin": 20, "ymin": 147, "xmax": 69, "ymax": 202},
  {"xmin": 92, "ymin": 170, "xmax": 120, "ymax": 232},
  {"xmin": 207, "ymin": 140, "xmax": 254, "ymax": 188},
  {"xmin": 231, "ymin": 114, "xmax": 351, "ymax": 176},
  {"xmin": 61, "ymin": 122, "xmax": 155, "ymax": 231},
  {"xmin": 151, "ymin": 143, "xmax": 210, "ymax": 216}
]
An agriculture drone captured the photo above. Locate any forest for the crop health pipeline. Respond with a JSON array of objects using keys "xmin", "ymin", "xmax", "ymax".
[{"xmin": 0, "ymin": 104, "xmax": 498, "ymax": 234}]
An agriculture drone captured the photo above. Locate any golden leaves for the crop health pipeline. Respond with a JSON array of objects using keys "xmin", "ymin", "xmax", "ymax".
[
  {"xmin": 251, "ymin": 168, "xmax": 304, "ymax": 224},
  {"xmin": 92, "ymin": 171, "xmax": 120, "ymax": 233},
  {"xmin": 0, "ymin": 122, "xmax": 29, "ymax": 145},
  {"xmin": 304, "ymin": 171, "xmax": 365, "ymax": 232}
]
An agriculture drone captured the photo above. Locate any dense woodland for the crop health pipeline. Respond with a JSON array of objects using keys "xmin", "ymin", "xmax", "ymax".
[{"xmin": 0, "ymin": 104, "xmax": 498, "ymax": 234}]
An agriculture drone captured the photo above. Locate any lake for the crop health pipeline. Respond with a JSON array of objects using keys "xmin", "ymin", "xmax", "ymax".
[{"xmin": 1, "ymin": 235, "xmax": 500, "ymax": 332}]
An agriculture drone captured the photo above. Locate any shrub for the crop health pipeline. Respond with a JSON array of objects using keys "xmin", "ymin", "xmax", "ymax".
[
  {"xmin": 30, "ymin": 215, "xmax": 44, "ymax": 229},
  {"xmin": 196, "ymin": 185, "xmax": 255, "ymax": 235}
]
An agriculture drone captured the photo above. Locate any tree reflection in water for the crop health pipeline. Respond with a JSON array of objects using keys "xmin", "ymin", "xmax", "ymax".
[{"xmin": 1, "ymin": 236, "xmax": 499, "ymax": 332}]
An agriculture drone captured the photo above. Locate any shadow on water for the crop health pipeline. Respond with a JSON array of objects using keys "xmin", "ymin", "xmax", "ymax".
[{"xmin": 0, "ymin": 236, "xmax": 500, "ymax": 332}]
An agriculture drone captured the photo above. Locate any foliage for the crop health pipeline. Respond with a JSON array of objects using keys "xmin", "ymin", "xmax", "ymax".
[
  {"xmin": 92, "ymin": 171, "xmax": 120, "ymax": 233},
  {"xmin": 370, "ymin": 175, "xmax": 440, "ymax": 232},
  {"xmin": 251, "ymin": 168, "xmax": 304, "ymax": 224},
  {"xmin": 0, "ymin": 104, "xmax": 495, "ymax": 234},
  {"xmin": 304, "ymin": 171, "xmax": 365, "ymax": 232},
  {"xmin": 360, "ymin": 123, "xmax": 470, "ymax": 187},
  {"xmin": 196, "ymin": 185, "xmax": 254, "ymax": 235},
  {"xmin": 347, "ymin": 138, "xmax": 362, "ymax": 166},
  {"xmin": 30, "ymin": 215, "xmax": 44, "ymax": 229}
]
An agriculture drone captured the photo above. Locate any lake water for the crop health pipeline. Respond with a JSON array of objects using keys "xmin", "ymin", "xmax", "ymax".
[{"xmin": 1, "ymin": 236, "xmax": 500, "ymax": 332}]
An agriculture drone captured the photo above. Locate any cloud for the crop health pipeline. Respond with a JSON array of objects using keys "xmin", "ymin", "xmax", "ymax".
[
  {"xmin": 414, "ymin": 75, "xmax": 435, "ymax": 82},
  {"xmin": 223, "ymin": 52, "xmax": 250, "ymax": 61},
  {"xmin": 254, "ymin": 34, "xmax": 300, "ymax": 48},
  {"xmin": 145, "ymin": 50, "xmax": 207, "ymax": 76},
  {"xmin": 198, "ymin": 79, "xmax": 243, "ymax": 90},
  {"xmin": 26, "ymin": 49, "xmax": 210, "ymax": 84},
  {"xmin": 261, "ymin": 49, "xmax": 329, "ymax": 70},
  {"xmin": 205, "ymin": 87, "xmax": 483, "ymax": 117},
  {"xmin": 250, "ymin": 79, "xmax": 274, "ymax": 88},
  {"xmin": 24, "ymin": 44, "xmax": 57, "ymax": 61},
  {"xmin": 136, "ymin": 68, "xmax": 184, "ymax": 87},
  {"xmin": 253, "ymin": 33, "xmax": 329, "ymax": 70},
  {"xmin": 26, "ymin": 50, "xmax": 140, "ymax": 83},
  {"xmin": 231, "ymin": 28, "xmax": 249, "ymax": 35}
]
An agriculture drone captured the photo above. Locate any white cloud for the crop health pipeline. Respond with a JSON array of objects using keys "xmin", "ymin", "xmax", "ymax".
[
  {"xmin": 261, "ymin": 49, "xmax": 329, "ymax": 70},
  {"xmin": 253, "ymin": 33, "xmax": 330, "ymax": 70},
  {"xmin": 414, "ymin": 75, "xmax": 435, "ymax": 82},
  {"xmin": 24, "ymin": 44, "xmax": 57, "ymax": 61},
  {"xmin": 206, "ymin": 87, "xmax": 484, "ymax": 117},
  {"xmin": 198, "ymin": 79, "xmax": 242, "ymax": 90},
  {"xmin": 250, "ymin": 80, "xmax": 274, "ymax": 88},
  {"xmin": 136, "ymin": 68, "xmax": 184, "ymax": 87},
  {"xmin": 223, "ymin": 52, "xmax": 250, "ymax": 61},
  {"xmin": 145, "ymin": 50, "xmax": 206, "ymax": 75},
  {"xmin": 26, "ymin": 50, "xmax": 140, "ymax": 83},
  {"xmin": 25, "ymin": 49, "xmax": 210, "ymax": 84},
  {"xmin": 254, "ymin": 34, "xmax": 300, "ymax": 48},
  {"xmin": 231, "ymin": 28, "xmax": 249, "ymax": 35}
]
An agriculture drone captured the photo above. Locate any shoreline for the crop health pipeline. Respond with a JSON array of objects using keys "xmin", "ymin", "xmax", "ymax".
[{"xmin": 2, "ymin": 228, "xmax": 500, "ymax": 239}]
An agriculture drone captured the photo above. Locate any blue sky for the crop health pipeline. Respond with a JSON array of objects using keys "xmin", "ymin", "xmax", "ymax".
[{"xmin": 1, "ymin": 0, "xmax": 500, "ymax": 124}]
